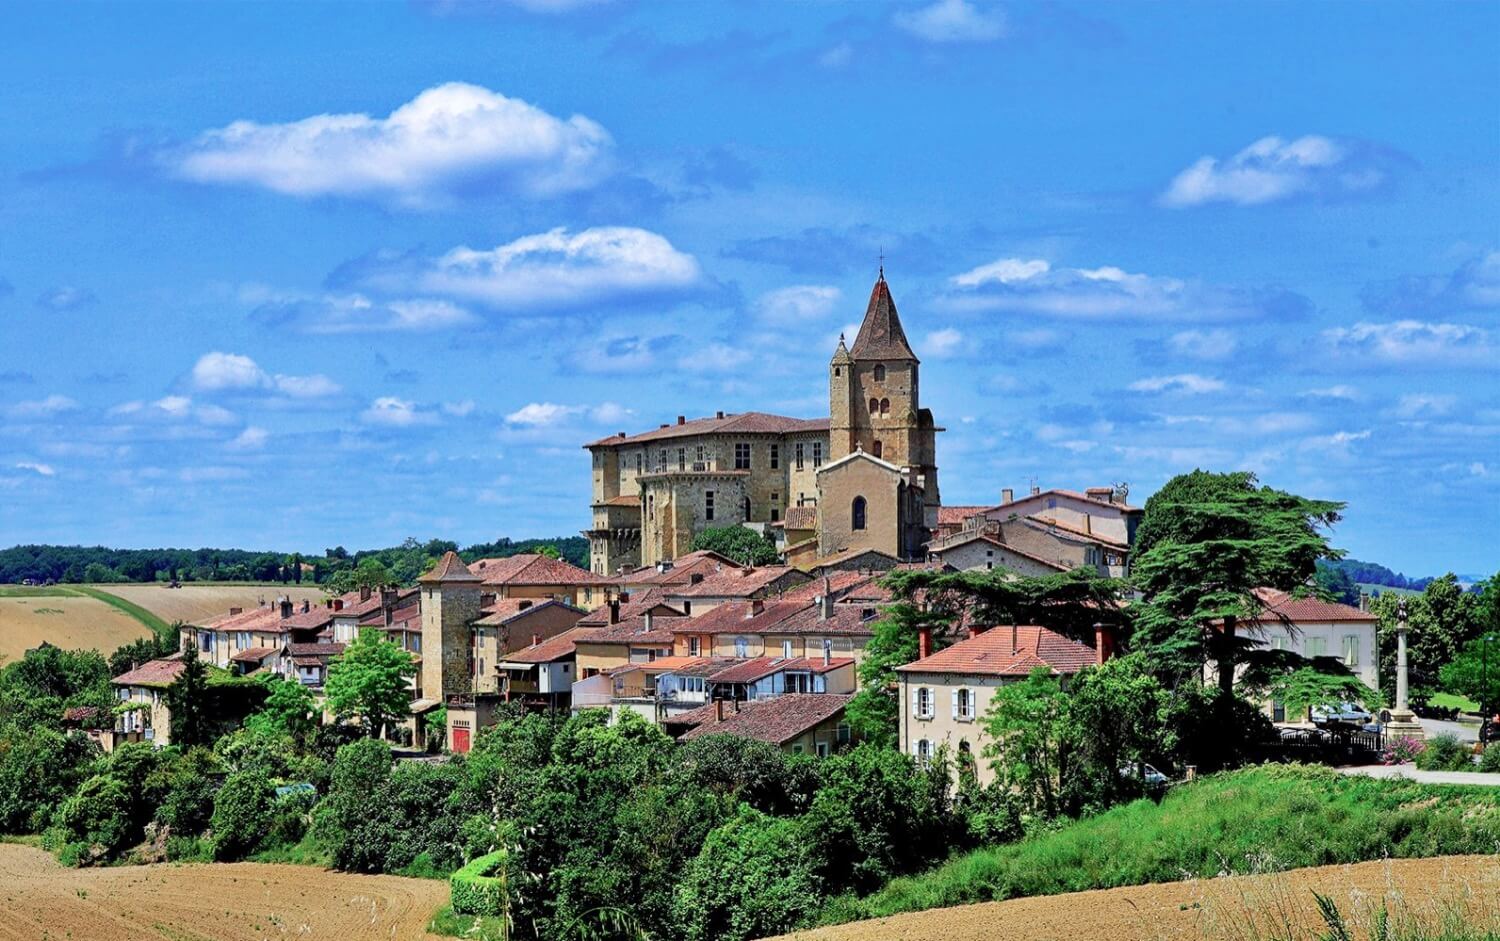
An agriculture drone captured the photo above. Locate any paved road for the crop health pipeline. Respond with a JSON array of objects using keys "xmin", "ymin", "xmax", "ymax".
[
  {"xmin": 1341, "ymin": 764, "xmax": 1500, "ymax": 786},
  {"xmin": 1420, "ymin": 716, "xmax": 1482, "ymax": 742}
]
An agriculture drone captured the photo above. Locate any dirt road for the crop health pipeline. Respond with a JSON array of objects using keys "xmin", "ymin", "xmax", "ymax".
[
  {"xmin": 770, "ymin": 855, "xmax": 1500, "ymax": 941},
  {"xmin": 0, "ymin": 842, "xmax": 449, "ymax": 941}
]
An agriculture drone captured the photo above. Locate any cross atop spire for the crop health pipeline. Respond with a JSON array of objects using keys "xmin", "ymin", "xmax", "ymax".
[{"xmin": 878, "ymin": 246, "xmax": 884, "ymax": 280}]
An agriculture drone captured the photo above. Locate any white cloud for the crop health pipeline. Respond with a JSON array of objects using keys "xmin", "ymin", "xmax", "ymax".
[
  {"xmin": 944, "ymin": 256, "xmax": 1306, "ymax": 321},
  {"xmin": 109, "ymin": 395, "xmax": 237, "ymax": 426},
  {"xmin": 1162, "ymin": 135, "xmax": 1393, "ymax": 207},
  {"xmin": 1303, "ymin": 385, "xmax": 1361, "ymax": 401},
  {"xmin": 442, "ymin": 400, "xmax": 477, "ymax": 418},
  {"xmin": 255, "ymin": 293, "xmax": 478, "ymax": 334},
  {"xmin": 1392, "ymin": 393, "xmax": 1457, "ymax": 419},
  {"xmin": 682, "ymin": 343, "xmax": 750, "ymax": 372},
  {"xmin": 590, "ymin": 402, "xmax": 635, "ymax": 425},
  {"xmin": 226, "ymin": 426, "xmax": 269, "ymax": 450},
  {"xmin": 189, "ymin": 351, "xmax": 342, "ymax": 398},
  {"xmin": 1127, "ymin": 373, "xmax": 1227, "ymax": 394},
  {"xmin": 1322, "ymin": 320, "xmax": 1497, "ymax": 367},
  {"xmin": 1168, "ymin": 328, "xmax": 1237, "ymax": 360},
  {"xmin": 1298, "ymin": 429, "xmax": 1371, "ymax": 454},
  {"xmin": 1470, "ymin": 462, "xmax": 1490, "ymax": 477},
  {"xmin": 756, "ymin": 285, "xmax": 840, "ymax": 324},
  {"xmin": 7, "ymin": 394, "xmax": 80, "ymax": 418},
  {"xmin": 922, "ymin": 327, "xmax": 964, "ymax": 358},
  {"xmin": 37, "ymin": 286, "xmax": 98, "ymax": 310},
  {"xmin": 14, "ymin": 461, "xmax": 55, "ymax": 477},
  {"xmin": 173, "ymin": 82, "xmax": 612, "ymax": 203},
  {"xmin": 505, "ymin": 402, "xmax": 582, "ymax": 427},
  {"xmin": 894, "ymin": 0, "xmax": 1007, "ymax": 43},
  {"xmin": 361, "ymin": 397, "xmax": 437, "ymax": 427},
  {"xmin": 1363, "ymin": 250, "xmax": 1500, "ymax": 314}
]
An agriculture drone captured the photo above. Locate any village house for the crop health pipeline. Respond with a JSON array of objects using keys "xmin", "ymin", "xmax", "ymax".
[
  {"xmin": 469, "ymin": 553, "xmax": 609, "ymax": 608},
  {"xmin": 493, "ymin": 626, "xmax": 598, "ymax": 714},
  {"xmin": 660, "ymin": 564, "xmax": 811, "ymax": 615},
  {"xmin": 664, "ymin": 693, "xmax": 856, "ymax": 756},
  {"xmin": 469, "ymin": 599, "xmax": 587, "ymax": 695},
  {"xmin": 928, "ymin": 485, "xmax": 1140, "ymax": 577},
  {"xmin": 897, "ymin": 624, "xmax": 1109, "ymax": 785},
  {"xmin": 107, "ymin": 657, "xmax": 185, "ymax": 751}
]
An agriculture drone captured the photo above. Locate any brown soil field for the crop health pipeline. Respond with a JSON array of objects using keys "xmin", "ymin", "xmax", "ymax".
[
  {"xmin": 770, "ymin": 855, "xmax": 1500, "ymax": 941},
  {"xmin": 0, "ymin": 842, "xmax": 449, "ymax": 941},
  {"xmin": 95, "ymin": 583, "xmax": 326, "ymax": 626},
  {"xmin": 0, "ymin": 595, "xmax": 149, "ymax": 663}
]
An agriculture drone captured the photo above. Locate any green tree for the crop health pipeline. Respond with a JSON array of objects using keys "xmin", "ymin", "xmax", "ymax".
[
  {"xmin": 0, "ymin": 725, "xmax": 98, "ymax": 833},
  {"xmin": 690, "ymin": 526, "xmax": 779, "ymax": 566},
  {"xmin": 211, "ymin": 768, "xmax": 275, "ymax": 860},
  {"xmin": 56, "ymin": 774, "xmax": 133, "ymax": 857},
  {"xmin": 845, "ymin": 601, "xmax": 953, "ymax": 747},
  {"xmin": 151, "ymin": 748, "xmax": 222, "ymax": 836},
  {"xmin": 324, "ymin": 558, "xmax": 395, "ymax": 596},
  {"xmin": 323, "ymin": 628, "xmax": 415, "ymax": 738},
  {"xmin": 314, "ymin": 738, "xmax": 397, "ymax": 872},
  {"xmin": 165, "ymin": 644, "xmax": 210, "ymax": 748},
  {"xmin": 982, "ymin": 667, "xmax": 1071, "ymax": 819},
  {"xmin": 1314, "ymin": 560, "xmax": 1361, "ymax": 606},
  {"xmin": 1064, "ymin": 653, "xmax": 1171, "ymax": 807},
  {"xmin": 673, "ymin": 806, "xmax": 821, "ymax": 941},
  {"xmin": 1370, "ymin": 574, "xmax": 1482, "ymax": 703},
  {"xmin": 246, "ymin": 675, "xmax": 318, "ymax": 743},
  {"xmin": 533, "ymin": 544, "xmax": 562, "ymax": 560},
  {"xmin": 1439, "ymin": 634, "xmax": 1500, "ymax": 716}
]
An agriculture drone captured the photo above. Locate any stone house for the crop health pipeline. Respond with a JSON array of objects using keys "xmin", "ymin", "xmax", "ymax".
[
  {"xmin": 108, "ymin": 657, "xmax": 184, "ymax": 750},
  {"xmin": 469, "ymin": 554, "xmax": 609, "ymax": 608},
  {"xmin": 665, "ymin": 694, "xmax": 855, "ymax": 756}
]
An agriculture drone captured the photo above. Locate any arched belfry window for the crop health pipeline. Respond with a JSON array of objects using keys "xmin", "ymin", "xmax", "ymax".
[
  {"xmin": 873, "ymin": 364, "xmax": 886, "ymax": 382},
  {"xmin": 869, "ymin": 397, "xmax": 879, "ymax": 415},
  {"xmin": 872, "ymin": 440, "xmax": 883, "ymax": 459},
  {"xmin": 879, "ymin": 397, "xmax": 890, "ymax": 417},
  {"xmin": 852, "ymin": 496, "xmax": 867, "ymax": 531}
]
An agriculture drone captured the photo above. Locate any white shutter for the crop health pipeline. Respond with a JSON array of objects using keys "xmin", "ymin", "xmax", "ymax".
[
  {"xmin": 951, "ymin": 690, "xmax": 959, "ymax": 719},
  {"xmin": 911, "ymin": 686, "xmax": 920, "ymax": 717}
]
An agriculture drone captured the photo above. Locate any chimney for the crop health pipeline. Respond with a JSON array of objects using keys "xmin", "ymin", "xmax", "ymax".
[
  {"xmin": 1010, "ymin": 623, "xmax": 1019, "ymax": 653},
  {"xmin": 301, "ymin": 599, "xmax": 310, "ymax": 613},
  {"xmin": 677, "ymin": 415, "xmax": 686, "ymax": 425},
  {"xmin": 229, "ymin": 606, "xmax": 243, "ymax": 616},
  {"xmin": 918, "ymin": 626, "xmax": 932, "ymax": 660},
  {"xmin": 334, "ymin": 599, "xmax": 343, "ymax": 612},
  {"xmin": 733, "ymin": 699, "xmax": 741, "ymax": 713},
  {"xmin": 518, "ymin": 599, "xmax": 533, "ymax": 610},
  {"xmin": 1030, "ymin": 485, "xmax": 1041, "ymax": 496},
  {"xmin": 1002, "ymin": 487, "xmax": 1014, "ymax": 505},
  {"xmin": 715, "ymin": 699, "xmax": 725, "ymax": 722},
  {"xmin": 716, "ymin": 410, "xmax": 725, "ymax": 419},
  {"xmin": 819, "ymin": 587, "xmax": 834, "ymax": 621},
  {"xmin": 359, "ymin": 585, "xmax": 372, "ymax": 602},
  {"xmin": 531, "ymin": 632, "xmax": 541, "ymax": 647},
  {"xmin": 278, "ymin": 599, "xmax": 293, "ymax": 619},
  {"xmin": 381, "ymin": 587, "xmax": 397, "ymax": 610},
  {"xmin": 747, "ymin": 599, "xmax": 764, "ymax": 618},
  {"xmin": 608, "ymin": 599, "xmax": 620, "ymax": 624},
  {"xmin": 1094, "ymin": 622, "xmax": 1117, "ymax": 665},
  {"xmin": 822, "ymin": 638, "xmax": 831, "ymax": 666},
  {"xmin": 643, "ymin": 611, "xmax": 653, "ymax": 632}
]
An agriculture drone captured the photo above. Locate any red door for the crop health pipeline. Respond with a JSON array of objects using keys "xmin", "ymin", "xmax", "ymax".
[{"xmin": 452, "ymin": 727, "xmax": 471, "ymax": 753}]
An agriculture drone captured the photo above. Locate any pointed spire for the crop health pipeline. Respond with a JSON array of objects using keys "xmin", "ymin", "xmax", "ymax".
[
  {"xmin": 418, "ymin": 550, "xmax": 482, "ymax": 584},
  {"xmin": 849, "ymin": 275, "xmax": 917, "ymax": 361}
]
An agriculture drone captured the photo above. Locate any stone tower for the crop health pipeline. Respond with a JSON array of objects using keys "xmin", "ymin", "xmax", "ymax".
[
  {"xmin": 829, "ymin": 273, "xmax": 942, "ymax": 519},
  {"xmin": 417, "ymin": 550, "xmax": 482, "ymax": 701}
]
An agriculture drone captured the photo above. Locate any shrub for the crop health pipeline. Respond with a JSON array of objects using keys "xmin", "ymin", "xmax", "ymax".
[
  {"xmin": 152, "ymin": 748, "xmax": 221, "ymax": 836},
  {"xmin": 674, "ymin": 806, "xmax": 821, "ymax": 941},
  {"xmin": 450, "ymin": 850, "xmax": 508, "ymax": 916},
  {"xmin": 0, "ymin": 725, "xmax": 98, "ymax": 833},
  {"xmin": 314, "ymin": 738, "xmax": 396, "ymax": 872},
  {"xmin": 211, "ymin": 768, "xmax": 274, "ymax": 860},
  {"xmin": 1415, "ymin": 733, "xmax": 1473, "ymax": 772},
  {"xmin": 1481, "ymin": 744, "xmax": 1500, "ymax": 774},
  {"xmin": 55, "ymin": 774, "xmax": 133, "ymax": 860},
  {"xmin": 1382, "ymin": 736, "xmax": 1425, "ymax": 765}
]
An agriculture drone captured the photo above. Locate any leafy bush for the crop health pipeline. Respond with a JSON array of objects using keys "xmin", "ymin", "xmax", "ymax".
[
  {"xmin": 1414, "ymin": 733, "xmax": 1473, "ymax": 771},
  {"xmin": 151, "ymin": 748, "xmax": 221, "ymax": 836},
  {"xmin": 313, "ymin": 738, "xmax": 396, "ymax": 872},
  {"xmin": 55, "ymin": 774, "xmax": 133, "ymax": 859},
  {"xmin": 674, "ymin": 806, "xmax": 821, "ymax": 941},
  {"xmin": 211, "ymin": 768, "xmax": 274, "ymax": 860},
  {"xmin": 449, "ymin": 850, "xmax": 508, "ymax": 916},
  {"xmin": 1481, "ymin": 744, "xmax": 1500, "ymax": 774},
  {"xmin": 1383, "ymin": 736, "xmax": 1425, "ymax": 765},
  {"xmin": 0, "ymin": 725, "xmax": 98, "ymax": 833}
]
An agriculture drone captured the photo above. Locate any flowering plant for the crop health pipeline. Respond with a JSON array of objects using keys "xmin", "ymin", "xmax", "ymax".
[{"xmin": 1381, "ymin": 736, "xmax": 1425, "ymax": 765}]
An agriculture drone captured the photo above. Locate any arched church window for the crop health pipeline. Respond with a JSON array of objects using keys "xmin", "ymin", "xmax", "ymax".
[
  {"xmin": 873, "ymin": 364, "xmax": 886, "ymax": 382},
  {"xmin": 742, "ymin": 496, "xmax": 751, "ymax": 520},
  {"xmin": 852, "ymin": 496, "xmax": 867, "ymax": 531},
  {"xmin": 869, "ymin": 397, "xmax": 879, "ymax": 415},
  {"xmin": 879, "ymin": 397, "xmax": 890, "ymax": 416},
  {"xmin": 872, "ymin": 440, "xmax": 883, "ymax": 459}
]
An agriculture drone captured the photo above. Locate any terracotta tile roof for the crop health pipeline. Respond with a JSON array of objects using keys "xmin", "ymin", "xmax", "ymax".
[
  {"xmin": 499, "ymin": 627, "xmax": 598, "ymax": 664},
  {"xmin": 196, "ymin": 605, "xmax": 284, "ymax": 632},
  {"xmin": 849, "ymin": 277, "xmax": 917, "ymax": 361},
  {"xmin": 777, "ymin": 571, "xmax": 880, "ymax": 604},
  {"xmin": 658, "ymin": 656, "xmax": 742, "ymax": 678},
  {"xmin": 760, "ymin": 603, "xmax": 884, "ymax": 636},
  {"xmin": 576, "ymin": 589, "xmax": 685, "ymax": 627},
  {"xmin": 230, "ymin": 646, "xmax": 278, "ymax": 663},
  {"xmin": 705, "ymin": 656, "xmax": 855, "ymax": 684},
  {"xmin": 281, "ymin": 607, "xmax": 336, "ymax": 631},
  {"xmin": 600, "ymin": 495, "xmax": 641, "ymax": 508},
  {"xmin": 994, "ymin": 488, "xmax": 1142, "ymax": 515},
  {"xmin": 419, "ymin": 550, "xmax": 483, "ymax": 584},
  {"xmin": 937, "ymin": 505, "xmax": 990, "ymax": 526},
  {"xmin": 896, "ymin": 625, "xmax": 1097, "ymax": 677},
  {"xmin": 474, "ymin": 598, "xmax": 584, "ymax": 627},
  {"xmin": 674, "ymin": 693, "xmax": 853, "ymax": 745},
  {"xmin": 783, "ymin": 506, "xmax": 818, "ymax": 531},
  {"xmin": 1253, "ymin": 589, "xmax": 1377, "ymax": 623},
  {"xmin": 615, "ymin": 551, "xmax": 737, "ymax": 587},
  {"xmin": 112, "ymin": 658, "xmax": 186, "ymax": 688},
  {"xmin": 287, "ymin": 642, "xmax": 345, "ymax": 658},
  {"xmin": 670, "ymin": 600, "xmax": 810, "ymax": 635},
  {"xmin": 469, "ymin": 553, "xmax": 607, "ymax": 587},
  {"xmin": 575, "ymin": 613, "xmax": 682, "ymax": 645},
  {"xmin": 1024, "ymin": 516, "xmax": 1131, "ymax": 549},
  {"xmin": 367, "ymin": 601, "xmax": 423, "ymax": 631},
  {"xmin": 619, "ymin": 655, "xmax": 714, "ymax": 674},
  {"xmin": 667, "ymin": 565, "xmax": 807, "ymax": 599},
  {"xmin": 585, "ymin": 412, "xmax": 830, "ymax": 449},
  {"xmin": 931, "ymin": 532, "xmax": 1071, "ymax": 572}
]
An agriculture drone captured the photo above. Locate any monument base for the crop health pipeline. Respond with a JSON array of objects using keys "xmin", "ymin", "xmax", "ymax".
[{"xmin": 1383, "ymin": 709, "xmax": 1425, "ymax": 743}]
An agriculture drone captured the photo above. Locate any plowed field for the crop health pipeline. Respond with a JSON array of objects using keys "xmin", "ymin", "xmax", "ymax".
[
  {"xmin": 770, "ymin": 855, "xmax": 1500, "ymax": 941},
  {"xmin": 0, "ymin": 843, "xmax": 448, "ymax": 941},
  {"xmin": 97, "ymin": 583, "xmax": 326, "ymax": 626}
]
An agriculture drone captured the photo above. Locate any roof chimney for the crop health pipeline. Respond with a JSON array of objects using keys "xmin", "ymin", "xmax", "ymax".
[
  {"xmin": 1094, "ymin": 622, "xmax": 1116, "ymax": 665},
  {"xmin": 747, "ymin": 599, "xmax": 765, "ymax": 618},
  {"xmin": 608, "ymin": 598, "xmax": 620, "ymax": 624},
  {"xmin": 716, "ymin": 410, "xmax": 725, "ymax": 419},
  {"xmin": 359, "ymin": 585, "xmax": 372, "ymax": 602},
  {"xmin": 1030, "ymin": 485, "xmax": 1041, "ymax": 496},
  {"xmin": 1010, "ymin": 623, "xmax": 1019, "ymax": 653},
  {"xmin": 1002, "ymin": 487, "xmax": 1013, "ymax": 505},
  {"xmin": 822, "ymin": 638, "xmax": 831, "ymax": 666},
  {"xmin": 918, "ymin": 626, "xmax": 932, "ymax": 660},
  {"xmin": 643, "ymin": 611, "xmax": 653, "ymax": 633},
  {"xmin": 334, "ymin": 599, "xmax": 343, "ymax": 612},
  {"xmin": 229, "ymin": 606, "xmax": 243, "ymax": 616},
  {"xmin": 715, "ymin": 699, "xmax": 725, "ymax": 722},
  {"xmin": 301, "ymin": 599, "xmax": 310, "ymax": 613},
  {"xmin": 531, "ymin": 632, "xmax": 541, "ymax": 647},
  {"xmin": 819, "ymin": 577, "xmax": 834, "ymax": 621},
  {"xmin": 677, "ymin": 415, "xmax": 686, "ymax": 425}
]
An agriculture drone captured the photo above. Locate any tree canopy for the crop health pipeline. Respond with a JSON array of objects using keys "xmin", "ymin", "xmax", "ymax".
[
  {"xmin": 323, "ymin": 628, "xmax": 416, "ymax": 737},
  {"xmin": 690, "ymin": 526, "xmax": 779, "ymax": 566}
]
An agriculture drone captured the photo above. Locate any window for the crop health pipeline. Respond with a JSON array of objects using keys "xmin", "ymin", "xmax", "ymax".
[
  {"xmin": 657, "ymin": 449, "xmax": 667, "ymax": 472},
  {"xmin": 879, "ymin": 397, "xmax": 889, "ymax": 416},
  {"xmin": 199, "ymin": 632, "xmax": 212, "ymax": 653},
  {"xmin": 915, "ymin": 686, "xmax": 932, "ymax": 719},
  {"xmin": 770, "ymin": 444, "xmax": 779, "ymax": 469},
  {"xmin": 872, "ymin": 440, "xmax": 882, "ymax": 458},
  {"xmin": 1272, "ymin": 634, "xmax": 1288, "ymax": 651},
  {"xmin": 734, "ymin": 442, "xmax": 751, "ymax": 469},
  {"xmin": 833, "ymin": 366, "xmax": 840, "ymax": 376},
  {"xmin": 852, "ymin": 496, "xmax": 867, "ymax": 531},
  {"xmin": 647, "ymin": 494, "xmax": 654, "ymax": 520},
  {"xmin": 678, "ymin": 447, "xmax": 686, "ymax": 471},
  {"xmin": 771, "ymin": 509, "xmax": 780, "ymax": 522},
  {"xmin": 955, "ymin": 687, "xmax": 974, "ymax": 721},
  {"xmin": 705, "ymin": 491, "xmax": 715, "ymax": 521},
  {"xmin": 688, "ymin": 636, "xmax": 700, "ymax": 656},
  {"xmin": 816, "ymin": 741, "xmax": 830, "ymax": 758},
  {"xmin": 874, "ymin": 364, "xmax": 886, "ymax": 382},
  {"xmin": 742, "ymin": 496, "xmax": 751, "ymax": 519},
  {"xmin": 734, "ymin": 637, "xmax": 749, "ymax": 657},
  {"xmin": 695, "ymin": 444, "xmax": 705, "ymax": 465},
  {"xmin": 916, "ymin": 738, "xmax": 931, "ymax": 764},
  {"xmin": 782, "ymin": 640, "xmax": 794, "ymax": 658},
  {"xmin": 836, "ymin": 722, "xmax": 851, "ymax": 744},
  {"xmin": 795, "ymin": 442, "xmax": 805, "ymax": 470},
  {"xmin": 1306, "ymin": 636, "xmax": 1328, "ymax": 658},
  {"xmin": 813, "ymin": 442, "xmax": 823, "ymax": 468},
  {"xmin": 635, "ymin": 452, "xmax": 643, "ymax": 474},
  {"xmin": 869, "ymin": 396, "xmax": 879, "ymax": 415},
  {"xmin": 1342, "ymin": 635, "xmax": 1360, "ymax": 668}
]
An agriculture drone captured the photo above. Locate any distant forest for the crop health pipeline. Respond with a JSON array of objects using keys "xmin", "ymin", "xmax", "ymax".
[
  {"xmin": 1318, "ymin": 558, "xmax": 1443, "ymax": 594},
  {"xmin": 0, "ymin": 536, "xmax": 590, "ymax": 586}
]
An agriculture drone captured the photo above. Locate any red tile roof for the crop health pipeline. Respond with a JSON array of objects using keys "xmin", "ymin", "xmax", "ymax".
[
  {"xmin": 759, "ymin": 603, "xmax": 884, "ymax": 636},
  {"xmin": 614, "ymin": 551, "xmax": 738, "ymax": 588},
  {"xmin": 667, "ymin": 565, "xmax": 807, "ymax": 599},
  {"xmin": 498, "ymin": 627, "xmax": 598, "ymax": 664},
  {"xmin": 674, "ymin": 693, "xmax": 853, "ymax": 745},
  {"xmin": 230, "ymin": 646, "xmax": 279, "ymax": 663},
  {"xmin": 1253, "ymin": 589, "xmax": 1377, "ymax": 623},
  {"xmin": 585, "ymin": 412, "xmax": 829, "ymax": 449},
  {"xmin": 670, "ymin": 600, "xmax": 810, "ymax": 635},
  {"xmin": 703, "ymin": 656, "xmax": 854, "ymax": 684},
  {"xmin": 994, "ymin": 488, "xmax": 1142, "ymax": 514},
  {"xmin": 576, "ymin": 589, "xmax": 685, "ymax": 627},
  {"xmin": 287, "ymin": 642, "xmax": 346, "ymax": 658},
  {"xmin": 777, "ymin": 571, "xmax": 880, "ymax": 604},
  {"xmin": 782, "ymin": 506, "xmax": 818, "ymax": 531},
  {"xmin": 896, "ymin": 625, "xmax": 1098, "ymax": 677},
  {"xmin": 932, "ymin": 531, "xmax": 1071, "ymax": 572},
  {"xmin": 196, "ymin": 605, "xmax": 284, "ymax": 632},
  {"xmin": 1023, "ymin": 515, "xmax": 1131, "ymax": 549},
  {"xmin": 849, "ymin": 277, "xmax": 916, "ymax": 360},
  {"xmin": 419, "ymin": 550, "xmax": 483, "ymax": 584},
  {"xmin": 112, "ymin": 658, "xmax": 186, "ymax": 688},
  {"xmin": 937, "ymin": 505, "xmax": 990, "ymax": 526},
  {"xmin": 574, "ymin": 616, "xmax": 681, "ymax": 645},
  {"xmin": 469, "ymin": 553, "xmax": 607, "ymax": 587},
  {"xmin": 474, "ymin": 598, "xmax": 584, "ymax": 627}
]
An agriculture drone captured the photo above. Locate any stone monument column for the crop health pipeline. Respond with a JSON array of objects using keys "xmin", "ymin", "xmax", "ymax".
[{"xmin": 1384, "ymin": 598, "xmax": 1425, "ymax": 743}]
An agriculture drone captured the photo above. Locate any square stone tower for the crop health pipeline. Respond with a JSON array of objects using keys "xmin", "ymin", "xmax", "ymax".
[{"xmin": 417, "ymin": 550, "xmax": 482, "ymax": 701}]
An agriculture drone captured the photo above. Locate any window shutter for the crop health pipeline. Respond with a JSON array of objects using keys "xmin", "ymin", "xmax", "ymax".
[
  {"xmin": 911, "ymin": 687, "xmax": 919, "ymax": 716},
  {"xmin": 951, "ymin": 690, "xmax": 959, "ymax": 719}
]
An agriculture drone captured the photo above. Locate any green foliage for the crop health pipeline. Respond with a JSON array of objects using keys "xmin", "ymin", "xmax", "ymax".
[
  {"xmin": 0, "ymin": 725, "xmax": 98, "ymax": 833},
  {"xmin": 689, "ymin": 526, "xmax": 779, "ymax": 566},
  {"xmin": 211, "ymin": 768, "xmax": 275, "ymax": 860},
  {"xmin": 245, "ymin": 675, "xmax": 318, "ymax": 743},
  {"xmin": 1413, "ymin": 733, "xmax": 1473, "ymax": 772},
  {"xmin": 150, "ymin": 747, "xmax": 222, "ymax": 836},
  {"xmin": 1481, "ymin": 744, "xmax": 1500, "ymax": 773},
  {"xmin": 1369, "ymin": 575, "xmax": 1484, "ymax": 704},
  {"xmin": 883, "ymin": 566, "xmax": 1132, "ymax": 642},
  {"xmin": 673, "ymin": 734, "xmax": 820, "ymax": 815},
  {"xmin": 845, "ymin": 602, "xmax": 950, "ymax": 747},
  {"xmin": 323, "ymin": 627, "xmax": 416, "ymax": 737},
  {"xmin": 0, "ymin": 642, "xmax": 112, "ymax": 722},
  {"xmin": 450, "ymin": 850, "xmax": 509, "ymax": 917},
  {"xmin": 1438, "ymin": 634, "xmax": 1500, "ymax": 716},
  {"xmin": 55, "ymin": 774, "xmax": 133, "ymax": 858},
  {"xmin": 165, "ymin": 644, "xmax": 210, "ymax": 748},
  {"xmin": 314, "ymin": 737, "xmax": 396, "ymax": 872},
  {"xmin": 1314, "ymin": 560, "xmax": 1362, "ymax": 606},
  {"xmin": 1062, "ymin": 653, "xmax": 1172, "ymax": 809},
  {"xmin": 674, "ymin": 806, "xmax": 821, "ymax": 941},
  {"xmin": 982, "ymin": 668, "xmax": 1071, "ymax": 819},
  {"xmin": 324, "ymin": 558, "xmax": 395, "ymax": 596},
  {"xmin": 819, "ymin": 765, "xmax": 1500, "ymax": 926}
]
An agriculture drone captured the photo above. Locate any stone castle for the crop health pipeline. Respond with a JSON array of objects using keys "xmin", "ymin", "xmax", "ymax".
[{"xmin": 584, "ymin": 273, "xmax": 942, "ymax": 574}]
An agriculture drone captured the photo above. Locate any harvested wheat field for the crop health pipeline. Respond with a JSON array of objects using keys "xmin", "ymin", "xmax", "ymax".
[
  {"xmin": 0, "ymin": 843, "xmax": 448, "ymax": 941},
  {"xmin": 95, "ymin": 583, "xmax": 326, "ymax": 626},
  {"xmin": 770, "ymin": 855, "xmax": 1500, "ymax": 941},
  {"xmin": 0, "ymin": 593, "xmax": 149, "ymax": 663}
]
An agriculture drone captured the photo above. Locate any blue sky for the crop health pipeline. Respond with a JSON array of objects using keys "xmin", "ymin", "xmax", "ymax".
[{"xmin": 1, "ymin": 1, "xmax": 1496, "ymax": 575}]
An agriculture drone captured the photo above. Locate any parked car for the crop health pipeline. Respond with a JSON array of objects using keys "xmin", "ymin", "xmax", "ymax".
[
  {"xmin": 1120, "ymin": 762, "xmax": 1169, "ymax": 787},
  {"xmin": 1311, "ymin": 702, "xmax": 1374, "ymax": 726}
]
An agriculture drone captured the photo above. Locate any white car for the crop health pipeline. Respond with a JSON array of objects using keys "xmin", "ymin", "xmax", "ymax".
[
  {"xmin": 1310, "ymin": 702, "xmax": 1374, "ymax": 725},
  {"xmin": 1120, "ymin": 762, "xmax": 1169, "ymax": 787}
]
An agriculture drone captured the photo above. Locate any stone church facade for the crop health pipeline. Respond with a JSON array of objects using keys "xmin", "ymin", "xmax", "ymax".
[{"xmin": 583, "ymin": 274, "xmax": 941, "ymax": 574}]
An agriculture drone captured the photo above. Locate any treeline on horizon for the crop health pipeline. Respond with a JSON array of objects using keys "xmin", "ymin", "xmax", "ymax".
[
  {"xmin": 0, "ymin": 536, "xmax": 590, "ymax": 587},
  {"xmin": 1317, "ymin": 557, "xmax": 1466, "ymax": 594}
]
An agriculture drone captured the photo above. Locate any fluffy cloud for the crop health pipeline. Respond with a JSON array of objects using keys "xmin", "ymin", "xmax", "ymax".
[
  {"xmin": 6, "ymin": 394, "xmax": 80, "ymax": 419},
  {"xmin": 253, "ymin": 293, "xmax": 477, "ymax": 334},
  {"xmin": 1167, "ymin": 328, "xmax": 1238, "ymax": 360},
  {"xmin": 944, "ymin": 257, "xmax": 1307, "ymax": 322},
  {"xmin": 504, "ymin": 401, "xmax": 633, "ymax": 427},
  {"xmin": 756, "ymin": 285, "xmax": 840, "ymax": 324},
  {"xmin": 225, "ymin": 426, "xmax": 269, "ymax": 451},
  {"xmin": 172, "ymin": 82, "xmax": 612, "ymax": 204},
  {"xmin": 37, "ymin": 286, "xmax": 97, "ymax": 310},
  {"xmin": 1391, "ymin": 393, "xmax": 1457, "ymax": 419},
  {"xmin": 1322, "ymin": 320, "xmax": 1497, "ymax": 367},
  {"xmin": 14, "ymin": 462, "xmax": 55, "ymax": 477},
  {"xmin": 1127, "ymin": 373, "xmax": 1227, "ymax": 394},
  {"xmin": 189, "ymin": 352, "xmax": 342, "ymax": 398},
  {"xmin": 1361, "ymin": 250, "xmax": 1500, "ymax": 315},
  {"xmin": 343, "ymin": 227, "xmax": 700, "ymax": 312},
  {"xmin": 894, "ymin": 0, "xmax": 1007, "ymax": 43},
  {"xmin": 361, "ymin": 397, "xmax": 438, "ymax": 427},
  {"xmin": 922, "ymin": 327, "xmax": 965, "ymax": 358},
  {"xmin": 110, "ymin": 396, "xmax": 237, "ymax": 426},
  {"xmin": 1162, "ymin": 135, "xmax": 1400, "ymax": 207}
]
